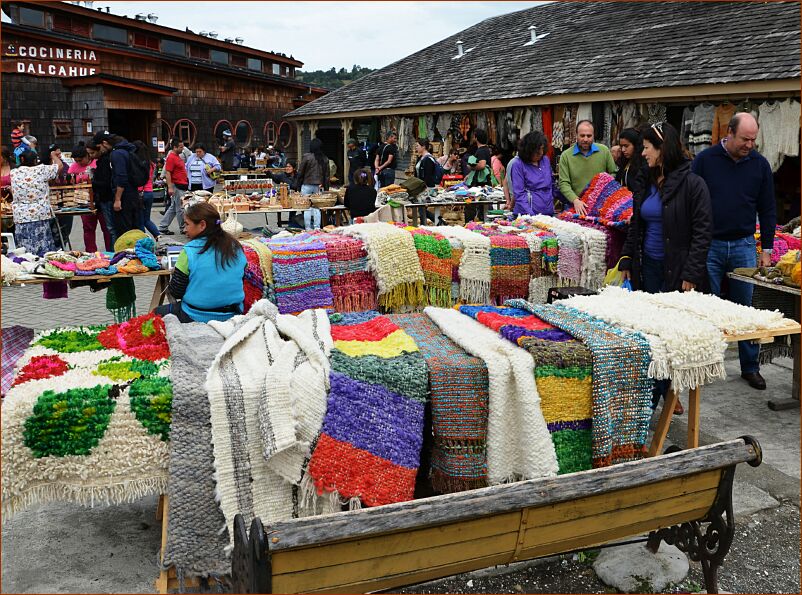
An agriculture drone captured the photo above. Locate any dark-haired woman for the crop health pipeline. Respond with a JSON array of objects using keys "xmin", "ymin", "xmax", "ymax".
[
  {"xmin": 619, "ymin": 121, "xmax": 713, "ymax": 413},
  {"xmin": 615, "ymin": 128, "xmax": 648, "ymax": 198},
  {"xmin": 153, "ymin": 201, "xmax": 246, "ymax": 323},
  {"xmin": 186, "ymin": 143, "xmax": 221, "ymax": 192},
  {"xmin": 414, "ymin": 139, "xmax": 437, "ymax": 188},
  {"xmin": 296, "ymin": 138, "xmax": 330, "ymax": 231},
  {"xmin": 10, "ymin": 148, "xmax": 63, "ymax": 256},
  {"xmin": 508, "ymin": 131, "xmax": 556, "ymax": 216},
  {"xmin": 344, "ymin": 167, "xmax": 378, "ymax": 219}
]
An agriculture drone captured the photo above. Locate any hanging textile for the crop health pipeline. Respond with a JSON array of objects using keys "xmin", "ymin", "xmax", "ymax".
[
  {"xmin": 551, "ymin": 106, "xmax": 565, "ymax": 153},
  {"xmin": 645, "ymin": 103, "xmax": 667, "ymax": 125},
  {"xmin": 435, "ymin": 113, "xmax": 452, "ymax": 140},
  {"xmin": 756, "ymin": 99, "xmax": 800, "ymax": 172},
  {"xmin": 532, "ymin": 106, "xmax": 543, "ymax": 134},
  {"xmin": 711, "ymin": 102, "xmax": 736, "ymax": 144},
  {"xmin": 425, "ymin": 114, "xmax": 435, "ymax": 141},
  {"xmin": 418, "ymin": 116, "xmax": 427, "ymax": 140},
  {"xmin": 602, "ymin": 103, "xmax": 613, "ymax": 147},
  {"xmin": 563, "ymin": 105, "xmax": 577, "ymax": 147},
  {"xmin": 459, "ymin": 114, "xmax": 472, "ymax": 140},
  {"xmin": 542, "ymin": 106, "xmax": 554, "ymax": 162},
  {"xmin": 621, "ymin": 103, "xmax": 639, "ymax": 130},
  {"xmin": 520, "ymin": 108, "xmax": 533, "ymax": 138},
  {"xmin": 476, "ymin": 112, "xmax": 487, "ymax": 134},
  {"xmin": 451, "ymin": 114, "xmax": 464, "ymax": 144},
  {"xmin": 495, "ymin": 111, "xmax": 505, "ymax": 146},
  {"xmin": 576, "ymin": 103, "xmax": 593, "ymax": 125},
  {"xmin": 689, "ymin": 102, "xmax": 715, "ymax": 155},
  {"xmin": 680, "ymin": 106, "xmax": 695, "ymax": 149},
  {"xmin": 513, "ymin": 108, "xmax": 526, "ymax": 132}
]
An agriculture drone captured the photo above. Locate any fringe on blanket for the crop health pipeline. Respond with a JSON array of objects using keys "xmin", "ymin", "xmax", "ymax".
[
  {"xmin": 759, "ymin": 338, "xmax": 794, "ymax": 365},
  {"xmin": 461, "ymin": 278, "xmax": 492, "ymax": 304},
  {"xmin": 379, "ymin": 281, "xmax": 425, "ymax": 311},
  {"xmin": 671, "ymin": 362, "xmax": 728, "ymax": 393}
]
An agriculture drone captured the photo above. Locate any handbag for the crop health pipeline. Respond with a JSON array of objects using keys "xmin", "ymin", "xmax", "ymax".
[
  {"xmin": 221, "ymin": 209, "xmax": 243, "ymax": 236},
  {"xmin": 604, "ymin": 257, "xmax": 631, "ymax": 288}
]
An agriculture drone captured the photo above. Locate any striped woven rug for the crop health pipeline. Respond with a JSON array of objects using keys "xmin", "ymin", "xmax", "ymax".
[{"xmin": 268, "ymin": 233, "xmax": 334, "ymax": 315}]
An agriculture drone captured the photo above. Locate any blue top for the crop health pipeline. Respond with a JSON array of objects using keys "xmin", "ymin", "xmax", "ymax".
[
  {"xmin": 572, "ymin": 143, "xmax": 600, "ymax": 157},
  {"xmin": 691, "ymin": 142, "xmax": 775, "ymax": 249},
  {"xmin": 180, "ymin": 238, "xmax": 247, "ymax": 323},
  {"xmin": 640, "ymin": 185, "xmax": 664, "ymax": 260}
]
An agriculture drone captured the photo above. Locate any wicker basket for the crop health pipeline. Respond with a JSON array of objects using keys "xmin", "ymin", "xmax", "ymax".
[
  {"xmin": 290, "ymin": 194, "xmax": 311, "ymax": 209},
  {"xmin": 310, "ymin": 196, "xmax": 337, "ymax": 208}
]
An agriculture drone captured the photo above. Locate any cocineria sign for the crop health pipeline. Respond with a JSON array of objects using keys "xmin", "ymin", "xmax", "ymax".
[{"xmin": 2, "ymin": 42, "xmax": 100, "ymax": 77}]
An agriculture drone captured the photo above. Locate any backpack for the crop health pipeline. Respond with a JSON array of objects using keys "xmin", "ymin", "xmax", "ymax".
[
  {"xmin": 429, "ymin": 154, "xmax": 445, "ymax": 185},
  {"xmin": 123, "ymin": 141, "xmax": 151, "ymax": 188}
]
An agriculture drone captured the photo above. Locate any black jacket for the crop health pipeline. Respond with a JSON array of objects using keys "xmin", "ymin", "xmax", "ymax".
[
  {"xmin": 92, "ymin": 152, "xmax": 113, "ymax": 203},
  {"xmin": 344, "ymin": 184, "xmax": 377, "ymax": 218},
  {"xmin": 415, "ymin": 154, "xmax": 437, "ymax": 188},
  {"xmin": 615, "ymin": 160, "xmax": 649, "ymax": 204},
  {"xmin": 619, "ymin": 161, "xmax": 712, "ymax": 292}
]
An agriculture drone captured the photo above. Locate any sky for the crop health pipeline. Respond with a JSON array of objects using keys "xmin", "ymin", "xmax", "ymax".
[{"xmin": 3, "ymin": 1, "xmax": 545, "ymax": 71}]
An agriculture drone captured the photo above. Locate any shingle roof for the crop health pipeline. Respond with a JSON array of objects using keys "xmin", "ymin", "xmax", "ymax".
[{"xmin": 288, "ymin": 1, "xmax": 800, "ymax": 118}]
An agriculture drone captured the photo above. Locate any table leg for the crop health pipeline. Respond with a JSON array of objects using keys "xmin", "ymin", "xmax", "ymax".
[
  {"xmin": 480, "ymin": 204, "xmax": 488, "ymax": 222},
  {"xmin": 434, "ymin": 205, "xmax": 441, "ymax": 224},
  {"xmin": 687, "ymin": 386, "xmax": 700, "ymax": 449},
  {"xmin": 149, "ymin": 275, "xmax": 169, "ymax": 312},
  {"xmin": 648, "ymin": 388, "xmax": 678, "ymax": 456}
]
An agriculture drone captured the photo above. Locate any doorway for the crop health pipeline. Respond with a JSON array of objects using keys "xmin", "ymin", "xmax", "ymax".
[
  {"xmin": 316, "ymin": 127, "xmax": 344, "ymax": 184},
  {"xmin": 108, "ymin": 109, "xmax": 155, "ymax": 146}
]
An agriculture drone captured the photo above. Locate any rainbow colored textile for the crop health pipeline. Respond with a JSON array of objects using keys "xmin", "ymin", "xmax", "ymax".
[
  {"xmin": 756, "ymin": 225, "xmax": 801, "ymax": 265},
  {"xmin": 458, "ymin": 305, "xmax": 592, "ymax": 474},
  {"xmin": 307, "ymin": 311, "xmax": 428, "ymax": 507},
  {"xmin": 241, "ymin": 244, "xmax": 265, "ymax": 313},
  {"xmin": 488, "ymin": 234, "xmax": 530, "ymax": 304},
  {"xmin": 316, "ymin": 233, "xmax": 378, "ymax": 312},
  {"xmin": 391, "ymin": 313, "xmax": 489, "ymax": 493},
  {"xmin": 407, "ymin": 228, "xmax": 454, "ymax": 308},
  {"xmin": 559, "ymin": 173, "xmax": 633, "ymax": 229},
  {"xmin": 508, "ymin": 300, "xmax": 652, "ymax": 467},
  {"xmin": 268, "ymin": 233, "xmax": 334, "ymax": 315}
]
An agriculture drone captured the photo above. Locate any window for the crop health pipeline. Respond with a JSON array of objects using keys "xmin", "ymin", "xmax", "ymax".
[
  {"xmin": 52, "ymin": 120, "xmax": 73, "ymax": 139},
  {"xmin": 158, "ymin": 119, "xmax": 172, "ymax": 144},
  {"xmin": 278, "ymin": 121, "xmax": 293, "ymax": 148},
  {"xmin": 92, "ymin": 23, "xmax": 128, "ymax": 44},
  {"xmin": 272, "ymin": 63, "xmax": 281, "ymax": 76},
  {"xmin": 173, "ymin": 119, "xmax": 196, "ymax": 147},
  {"xmin": 162, "ymin": 39, "xmax": 186, "ymax": 56},
  {"xmin": 264, "ymin": 121, "xmax": 277, "ymax": 145},
  {"xmin": 19, "ymin": 7, "xmax": 44, "ymax": 27},
  {"xmin": 189, "ymin": 45, "xmax": 210, "ymax": 60},
  {"xmin": 133, "ymin": 32, "xmax": 160, "ymax": 51},
  {"xmin": 280, "ymin": 65, "xmax": 287, "ymax": 77},
  {"xmin": 247, "ymin": 57, "xmax": 261, "ymax": 71},
  {"xmin": 234, "ymin": 120, "xmax": 253, "ymax": 146},
  {"xmin": 230, "ymin": 54, "xmax": 246, "ymax": 68},
  {"xmin": 214, "ymin": 120, "xmax": 233, "ymax": 142},
  {"xmin": 288, "ymin": 67, "xmax": 295, "ymax": 78},
  {"xmin": 210, "ymin": 49, "xmax": 228, "ymax": 64},
  {"xmin": 53, "ymin": 15, "xmax": 91, "ymax": 36}
]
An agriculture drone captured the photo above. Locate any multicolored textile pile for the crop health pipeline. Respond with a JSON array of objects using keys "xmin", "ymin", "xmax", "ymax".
[
  {"xmin": 268, "ymin": 233, "xmax": 334, "ymax": 315},
  {"xmin": 241, "ymin": 238, "xmax": 275, "ymax": 310},
  {"xmin": 307, "ymin": 311, "xmax": 428, "ymax": 507},
  {"xmin": 406, "ymin": 227, "xmax": 454, "ymax": 308},
  {"xmin": 458, "ymin": 305, "xmax": 593, "ymax": 474},
  {"xmin": 488, "ymin": 234, "xmax": 531, "ymax": 304},
  {"xmin": 2, "ymin": 314, "xmax": 171, "ymax": 517},
  {"xmin": 337, "ymin": 223, "xmax": 425, "ymax": 310},
  {"xmin": 509, "ymin": 300, "xmax": 653, "ymax": 467},
  {"xmin": 316, "ymin": 232, "xmax": 378, "ymax": 312},
  {"xmin": 756, "ymin": 225, "xmax": 802, "ymax": 264},
  {"xmin": 559, "ymin": 173, "xmax": 633, "ymax": 228},
  {"xmin": 1, "ymin": 325, "xmax": 35, "ymax": 398},
  {"xmin": 391, "ymin": 313, "xmax": 490, "ymax": 493},
  {"xmin": 423, "ymin": 225, "xmax": 491, "ymax": 304},
  {"xmin": 529, "ymin": 215, "xmax": 608, "ymax": 290}
]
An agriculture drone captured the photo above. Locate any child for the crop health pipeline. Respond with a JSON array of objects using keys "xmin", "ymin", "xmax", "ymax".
[
  {"xmin": 344, "ymin": 167, "xmax": 378, "ymax": 218},
  {"xmin": 153, "ymin": 202, "xmax": 246, "ymax": 323}
]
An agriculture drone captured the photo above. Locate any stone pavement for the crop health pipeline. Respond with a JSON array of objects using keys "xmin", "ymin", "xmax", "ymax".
[{"xmin": 1, "ymin": 218, "xmax": 799, "ymax": 593}]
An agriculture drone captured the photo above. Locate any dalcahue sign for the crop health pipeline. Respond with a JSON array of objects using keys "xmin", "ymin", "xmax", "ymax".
[{"xmin": 3, "ymin": 42, "xmax": 99, "ymax": 77}]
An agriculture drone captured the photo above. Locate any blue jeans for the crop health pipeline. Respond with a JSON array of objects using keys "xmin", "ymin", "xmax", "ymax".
[
  {"xmin": 96, "ymin": 201, "xmax": 118, "ymax": 248},
  {"xmin": 301, "ymin": 184, "xmax": 321, "ymax": 230},
  {"xmin": 139, "ymin": 191, "xmax": 161, "ymax": 238},
  {"xmin": 642, "ymin": 253, "xmax": 671, "ymax": 406},
  {"xmin": 707, "ymin": 237, "xmax": 759, "ymax": 374}
]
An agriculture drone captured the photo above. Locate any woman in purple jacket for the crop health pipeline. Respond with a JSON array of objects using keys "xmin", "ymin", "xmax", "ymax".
[{"xmin": 508, "ymin": 131, "xmax": 558, "ymax": 216}]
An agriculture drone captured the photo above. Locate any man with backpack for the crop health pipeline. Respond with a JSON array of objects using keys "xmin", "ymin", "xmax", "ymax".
[
  {"xmin": 374, "ymin": 132, "xmax": 399, "ymax": 188},
  {"xmin": 94, "ymin": 131, "xmax": 148, "ymax": 235}
]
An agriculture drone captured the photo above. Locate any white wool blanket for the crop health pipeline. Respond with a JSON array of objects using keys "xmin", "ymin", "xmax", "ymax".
[
  {"xmin": 563, "ymin": 286, "xmax": 727, "ymax": 392},
  {"xmin": 530, "ymin": 215, "xmax": 608, "ymax": 289},
  {"xmin": 423, "ymin": 225, "xmax": 491, "ymax": 303},
  {"xmin": 424, "ymin": 307, "xmax": 558, "ymax": 483},
  {"xmin": 206, "ymin": 300, "xmax": 335, "ymax": 550},
  {"xmin": 638, "ymin": 289, "xmax": 790, "ymax": 335}
]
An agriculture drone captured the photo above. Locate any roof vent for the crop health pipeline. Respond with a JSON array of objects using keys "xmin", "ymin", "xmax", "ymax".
[
  {"xmin": 524, "ymin": 25, "xmax": 550, "ymax": 46},
  {"xmin": 224, "ymin": 38, "xmax": 234, "ymax": 44},
  {"xmin": 235, "ymin": 37, "xmax": 244, "ymax": 45},
  {"xmin": 135, "ymin": 13, "xmax": 147, "ymax": 20},
  {"xmin": 146, "ymin": 13, "xmax": 158, "ymax": 23},
  {"xmin": 451, "ymin": 39, "xmax": 474, "ymax": 60},
  {"xmin": 207, "ymin": 32, "xmax": 218, "ymax": 39}
]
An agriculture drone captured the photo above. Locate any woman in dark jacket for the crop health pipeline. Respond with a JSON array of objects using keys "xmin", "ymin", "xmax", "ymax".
[
  {"xmin": 414, "ymin": 139, "xmax": 437, "ymax": 188},
  {"xmin": 619, "ymin": 121, "xmax": 712, "ymax": 414},
  {"xmin": 615, "ymin": 128, "xmax": 649, "ymax": 200},
  {"xmin": 344, "ymin": 168, "xmax": 378, "ymax": 219}
]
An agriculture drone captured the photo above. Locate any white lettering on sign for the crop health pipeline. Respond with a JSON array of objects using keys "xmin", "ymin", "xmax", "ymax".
[
  {"xmin": 15, "ymin": 61, "xmax": 96, "ymax": 77},
  {"xmin": 5, "ymin": 44, "xmax": 99, "ymax": 63}
]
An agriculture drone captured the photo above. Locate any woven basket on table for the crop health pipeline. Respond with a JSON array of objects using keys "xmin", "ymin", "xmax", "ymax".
[
  {"xmin": 290, "ymin": 194, "xmax": 311, "ymax": 209},
  {"xmin": 309, "ymin": 195, "xmax": 337, "ymax": 208}
]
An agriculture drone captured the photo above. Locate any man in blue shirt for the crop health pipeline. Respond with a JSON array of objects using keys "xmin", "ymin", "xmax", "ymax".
[{"xmin": 692, "ymin": 113, "xmax": 775, "ymax": 390}]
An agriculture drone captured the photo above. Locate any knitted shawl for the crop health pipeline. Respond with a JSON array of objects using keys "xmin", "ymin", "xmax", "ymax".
[
  {"xmin": 423, "ymin": 225, "xmax": 491, "ymax": 303},
  {"xmin": 243, "ymin": 238, "xmax": 275, "ymax": 305},
  {"xmin": 508, "ymin": 300, "xmax": 653, "ymax": 466},
  {"xmin": 458, "ymin": 305, "xmax": 593, "ymax": 474},
  {"xmin": 307, "ymin": 311, "xmax": 428, "ymax": 508},
  {"xmin": 205, "ymin": 301, "xmax": 336, "ymax": 549},
  {"xmin": 268, "ymin": 233, "xmax": 334, "ymax": 315},
  {"xmin": 2, "ymin": 319, "xmax": 170, "ymax": 517},
  {"xmin": 559, "ymin": 173, "xmax": 633, "ymax": 228},
  {"xmin": 571, "ymin": 218, "xmax": 627, "ymax": 269},
  {"xmin": 241, "ymin": 244, "xmax": 265, "ymax": 313},
  {"xmin": 562, "ymin": 286, "xmax": 728, "ymax": 392},
  {"xmin": 529, "ymin": 215, "xmax": 608, "ymax": 290},
  {"xmin": 406, "ymin": 227, "xmax": 454, "ymax": 308},
  {"xmin": 488, "ymin": 233, "xmax": 531, "ymax": 304},
  {"xmin": 391, "ymin": 313, "xmax": 490, "ymax": 493},
  {"xmin": 315, "ymin": 232, "xmax": 378, "ymax": 312},
  {"xmin": 425, "ymin": 307, "xmax": 558, "ymax": 483},
  {"xmin": 336, "ymin": 223, "xmax": 425, "ymax": 310}
]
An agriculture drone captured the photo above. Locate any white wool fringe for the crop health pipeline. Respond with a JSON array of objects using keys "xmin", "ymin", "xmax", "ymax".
[
  {"xmin": 424, "ymin": 307, "xmax": 558, "ymax": 483},
  {"xmin": 563, "ymin": 286, "xmax": 727, "ymax": 392},
  {"xmin": 423, "ymin": 225, "xmax": 491, "ymax": 303},
  {"xmin": 530, "ymin": 215, "xmax": 608, "ymax": 289}
]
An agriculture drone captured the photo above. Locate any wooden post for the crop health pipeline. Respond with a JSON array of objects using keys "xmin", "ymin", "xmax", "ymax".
[
  {"xmin": 648, "ymin": 388, "xmax": 678, "ymax": 457},
  {"xmin": 687, "ymin": 387, "xmax": 700, "ymax": 449},
  {"xmin": 155, "ymin": 495, "xmax": 170, "ymax": 594}
]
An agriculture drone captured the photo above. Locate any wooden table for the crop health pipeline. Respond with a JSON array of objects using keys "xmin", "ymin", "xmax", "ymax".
[
  {"xmin": 7, "ymin": 269, "xmax": 171, "ymax": 311},
  {"xmin": 405, "ymin": 199, "xmax": 504, "ymax": 226},
  {"xmin": 648, "ymin": 318, "xmax": 801, "ymax": 456},
  {"xmin": 228, "ymin": 205, "xmax": 348, "ymax": 228}
]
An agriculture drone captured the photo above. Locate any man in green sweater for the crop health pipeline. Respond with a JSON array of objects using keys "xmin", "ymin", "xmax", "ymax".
[{"xmin": 558, "ymin": 120, "xmax": 618, "ymax": 216}]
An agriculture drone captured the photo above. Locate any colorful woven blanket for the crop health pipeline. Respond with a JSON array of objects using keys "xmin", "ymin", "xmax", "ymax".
[
  {"xmin": 508, "ymin": 300, "xmax": 652, "ymax": 466},
  {"xmin": 242, "ymin": 238, "xmax": 275, "ymax": 309},
  {"xmin": 316, "ymin": 232, "xmax": 378, "ymax": 312},
  {"xmin": 423, "ymin": 225, "xmax": 491, "ymax": 303},
  {"xmin": 337, "ymin": 223, "xmax": 425, "ymax": 311},
  {"xmin": 268, "ymin": 233, "xmax": 334, "ymax": 315},
  {"xmin": 425, "ymin": 307, "xmax": 558, "ymax": 483},
  {"xmin": 2, "ymin": 314, "xmax": 171, "ymax": 517},
  {"xmin": 241, "ymin": 243, "xmax": 266, "ymax": 313},
  {"xmin": 307, "ymin": 311, "xmax": 428, "ymax": 507},
  {"xmin": 391, "ymin": 313, "xmax": 490, "ymax": 493},
  {"xmin": 458, "ymin": 305, "xmax": 592, "ymax": 474},
  {"xmin": 559, "ymin": 172, "xmax": 633, "ymax": 228},
  {"xmin": 407, "ymin": 227, "xmax": 454, "ymax": 308},
  {"xmin": 529, "ymin": 215, "xmax": 608, "ymax": 290},
  {"xmin": 2, "ymin": 325, "xmax": 34, "ymax": 398},
  {"xmin": 571, "ymin": 218, "xmax": 627, "ymax": 269},
  {"xmin": 488, "ymin": 233, "xmax": 531, "ymax": 304}
]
